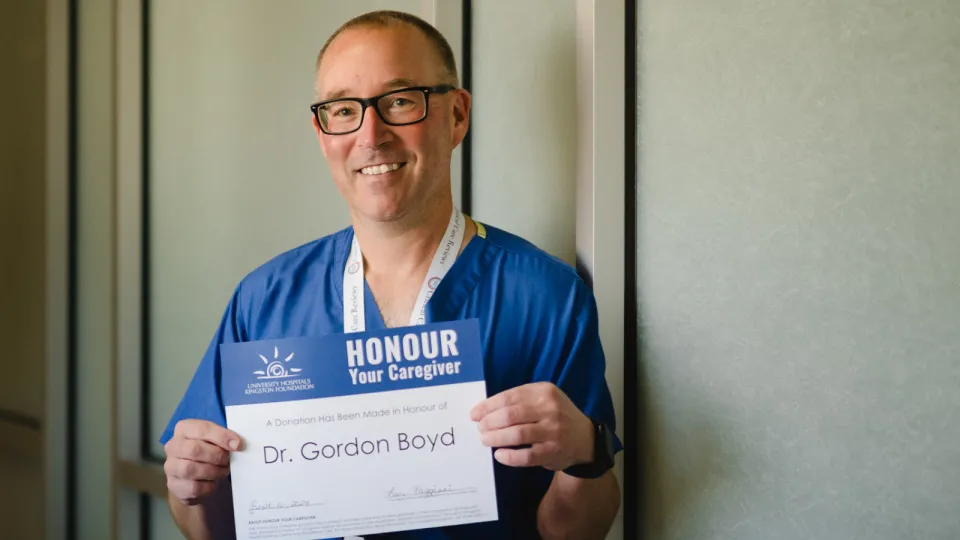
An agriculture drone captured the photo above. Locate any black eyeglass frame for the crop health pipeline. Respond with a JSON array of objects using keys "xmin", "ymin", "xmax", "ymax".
[{"xmin": 310, "ymin": 84, "xmax": 457, "ymax": 135}]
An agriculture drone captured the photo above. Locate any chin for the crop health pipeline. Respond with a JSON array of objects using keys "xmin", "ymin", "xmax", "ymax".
[
  {"xmin": 359, "ymin": 202, "xmax": 410, "ymax": 223},
  {"xmin": 355, "ymin": 186, "xmax": 421, "ymax": 222}
]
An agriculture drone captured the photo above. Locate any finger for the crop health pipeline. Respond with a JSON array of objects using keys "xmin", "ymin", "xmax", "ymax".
[
  {"xmin": 165, "ymin": 458, "xmax": 230, "ymax": 483},
  {"xmin": 470, "ymin": 386, "xmax": 529, "ymax": 421},
  {"xmin": 176, "ymin": 420, "xmax": 242, "ymax": 452},
  {"xmin": 493, "ymin": 444, "xmax": 551, "ymax": 468},
  {"xmin": 167, "ymin": 476, "xmax": 218, "ymax": 503},
  {"xmin": 477, "ymin": 404, "xmax": 540, "ymax": 432},
  {"xmin": 167, "ymin": 439, "xmax": 231, "ymax": 466},
  {"xmin": 480, "ymin": 424, "xmax": 545, "ymax": 449}
]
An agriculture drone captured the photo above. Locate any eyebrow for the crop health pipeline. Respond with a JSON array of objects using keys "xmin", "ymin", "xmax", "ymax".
[{"xmin": 321, "ymin": 78, "xmax": 419, "ymax": 101}]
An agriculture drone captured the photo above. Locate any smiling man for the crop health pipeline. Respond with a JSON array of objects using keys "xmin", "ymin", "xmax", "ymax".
[{"xmin": 160, "ymin": 10, "xmax": 621, "ymax": 540}]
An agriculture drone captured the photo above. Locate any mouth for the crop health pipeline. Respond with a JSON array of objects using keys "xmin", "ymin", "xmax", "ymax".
[{"xmin": 357, "ymin": 162, "xmax": 407, "ymax": 176}]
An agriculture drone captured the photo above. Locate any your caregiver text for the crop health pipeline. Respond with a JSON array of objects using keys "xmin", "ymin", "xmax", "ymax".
[{"xmin": 346, "ymin": 328, "xmax": 464, "ymax": 385}]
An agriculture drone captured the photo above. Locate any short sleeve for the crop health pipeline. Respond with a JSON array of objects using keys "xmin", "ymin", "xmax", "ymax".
[
  {"xmin": 532, "ymin": 280, "xmax": 624, "ymax": 454},
  {"xmin": 158, "ymin": 284, "xmax": 247, "ymax": 446}
]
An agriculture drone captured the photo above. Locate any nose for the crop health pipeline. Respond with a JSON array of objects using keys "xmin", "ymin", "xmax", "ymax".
[{"xmin": 355, "ymin": 104, "xmax": 394, "ymax": 149}]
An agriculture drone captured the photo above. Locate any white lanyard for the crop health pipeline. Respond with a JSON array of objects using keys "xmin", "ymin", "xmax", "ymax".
[{"xmin": 343, "ymin": 207, "xmax": 465, "ymax": 333}]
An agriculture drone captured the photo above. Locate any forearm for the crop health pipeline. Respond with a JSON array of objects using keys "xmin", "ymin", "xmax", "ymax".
[
  {"xmin": 167, "ymin": 479, "xmax": 236, "ymax": 540},
  {"xmin": 537, "ymin": 470, "xmax": 620, "ymax": 540}
]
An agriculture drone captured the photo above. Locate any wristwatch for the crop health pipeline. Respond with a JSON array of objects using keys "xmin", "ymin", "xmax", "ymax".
[{"xmin": 563, "ymin": 421, "xmax": 616, "ymax": 479}]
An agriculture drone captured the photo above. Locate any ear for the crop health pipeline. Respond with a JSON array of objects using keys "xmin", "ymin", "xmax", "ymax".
[{"xmin": 450, "ymin": 89, "xmax": 471, "ymax": 148}]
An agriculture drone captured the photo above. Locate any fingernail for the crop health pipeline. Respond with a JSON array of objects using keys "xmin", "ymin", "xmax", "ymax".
[{"xmin": 229, "ymin": 439, "xmax": 239, "ymax": 450}]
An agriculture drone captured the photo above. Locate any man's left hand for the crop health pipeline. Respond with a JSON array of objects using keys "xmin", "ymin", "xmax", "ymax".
[{"xmin": 469, "ymin": 382, "xmax": 594, "ymax": 471}]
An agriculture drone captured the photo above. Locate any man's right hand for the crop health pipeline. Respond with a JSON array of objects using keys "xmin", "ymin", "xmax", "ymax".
[{"xmin": 163, "ymin": 419, "xmax": 242, "ymax": 506}]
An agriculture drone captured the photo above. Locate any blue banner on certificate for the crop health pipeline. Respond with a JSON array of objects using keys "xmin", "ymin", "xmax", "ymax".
[{"xmin": 220, "ymin": 319, "xmax": 499, "ymax": 539}]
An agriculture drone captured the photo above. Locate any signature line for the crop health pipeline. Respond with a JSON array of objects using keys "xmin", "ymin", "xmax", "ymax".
[
  {"xmin": 385, "ymin": 488, "xmax": 476, "ymax": 501},
  {"xmin": 248, "ymin": 503, "xmax": 324, "ymax": 513}
]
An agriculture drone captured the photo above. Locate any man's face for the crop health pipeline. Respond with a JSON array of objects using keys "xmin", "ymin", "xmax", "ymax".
[{"xmin": 313, "ymin": 25, "xmax": 470, "ymax": 224}]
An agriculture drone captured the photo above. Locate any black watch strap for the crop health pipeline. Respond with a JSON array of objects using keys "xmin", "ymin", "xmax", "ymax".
[{"xmin": 563, "ymin": 421, "xmax": 615, "ymax": 479}]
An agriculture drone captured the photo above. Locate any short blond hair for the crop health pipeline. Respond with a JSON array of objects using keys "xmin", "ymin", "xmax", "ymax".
[{"xmin": 315, "ymin": 10, "xmax": 459, "ymax": 90}]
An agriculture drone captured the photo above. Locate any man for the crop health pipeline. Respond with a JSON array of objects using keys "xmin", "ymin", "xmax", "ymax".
[{"xmin": 160, "ymin": 10, "xmax": 621, "ymax": 540}]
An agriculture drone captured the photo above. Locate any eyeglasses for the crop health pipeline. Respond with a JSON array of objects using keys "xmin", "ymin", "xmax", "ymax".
[{"xmin": 310, "ymin": 85, "xmax": 456, "ymax": 135}]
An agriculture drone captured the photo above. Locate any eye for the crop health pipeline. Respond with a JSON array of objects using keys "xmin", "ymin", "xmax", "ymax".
[
  {"xmin": 324, "ymin": 102, "xmax": 359, "ymax": 118},
  {"xmin": 390, "ymin": 97, "xmax": 412, "ymax": 108}
]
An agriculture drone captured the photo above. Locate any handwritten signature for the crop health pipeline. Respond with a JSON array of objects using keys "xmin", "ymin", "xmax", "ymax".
[
  {"xmin": 248, "ymin": 500, "xmax": 323, "ymax": 513},
  {"xmin": 386, "ymin": 485, "xmax": 473, "ymax": 500}
]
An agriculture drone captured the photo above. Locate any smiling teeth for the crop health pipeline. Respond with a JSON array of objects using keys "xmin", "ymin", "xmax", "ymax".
[{"xmin": 360, "ymin": 163, "xmax": 402, "ymax": 175}]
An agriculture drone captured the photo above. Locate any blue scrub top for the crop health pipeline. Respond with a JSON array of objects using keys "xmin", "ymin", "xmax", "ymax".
[{"xmin": 160, "ymin": 222, "xmax": 622, "ymax": 540}]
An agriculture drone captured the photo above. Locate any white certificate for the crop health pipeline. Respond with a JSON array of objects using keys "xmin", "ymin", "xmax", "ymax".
[{"xmin": 220, "ymin": 319, "xmax": 499, "ymax": 539}]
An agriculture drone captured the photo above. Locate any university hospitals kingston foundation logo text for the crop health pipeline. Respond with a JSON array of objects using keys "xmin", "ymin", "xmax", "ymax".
[{"xmin": 246, "ymin": 346, "xmax": 315, "ymax": 395}]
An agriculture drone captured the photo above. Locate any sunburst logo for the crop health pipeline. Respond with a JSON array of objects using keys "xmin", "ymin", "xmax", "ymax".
[{"xmin": 253, "ymin": 346, "xmax": 301, "ymax": 379}]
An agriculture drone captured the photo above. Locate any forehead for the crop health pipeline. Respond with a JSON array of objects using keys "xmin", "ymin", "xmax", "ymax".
[{"xmin": 316, "ymin": 25, "xmax": 443, "ymax": 100}]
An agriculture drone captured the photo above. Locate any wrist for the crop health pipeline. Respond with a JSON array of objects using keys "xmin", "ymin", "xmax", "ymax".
[
  {"xmin": 575, "ymin": 415, "xmax": 596, "ymax": 465},
  {"xmin": 563, "ymin": 418, "xmax": 615, "ymax": 479}
]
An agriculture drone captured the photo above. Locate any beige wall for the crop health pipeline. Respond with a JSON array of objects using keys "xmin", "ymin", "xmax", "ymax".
[
  {"xmin": 0, "ymin": 1, "xmax": 47, "ymax": 539},
  {"xmin": 0, "ymin": 0, "xmax": 47, "ymax": 422},
  {"xmin": 471, "ymin": 0, "xmax": 579, "ymax": 265}
]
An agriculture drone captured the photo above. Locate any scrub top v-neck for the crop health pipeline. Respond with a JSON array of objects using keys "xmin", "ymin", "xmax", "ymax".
[{"xmin": 342, "ymin": 225, "xmax": 488, "ymax": 334}]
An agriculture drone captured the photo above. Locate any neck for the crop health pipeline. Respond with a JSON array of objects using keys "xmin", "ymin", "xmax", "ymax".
[{"xmin": 352, "ymin": 200, "xmax": 454, "ymax": 279}]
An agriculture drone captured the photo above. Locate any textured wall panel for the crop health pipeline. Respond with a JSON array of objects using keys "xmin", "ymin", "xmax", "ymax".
[{"xmin": 637, "ymin": 1, "xmax": 960, "ymax": 538}]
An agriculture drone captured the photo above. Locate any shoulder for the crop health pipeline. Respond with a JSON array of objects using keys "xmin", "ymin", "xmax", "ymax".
[
  {"xmin": 232, "ymin": 226, "xmax": 352, "ymax": 307},
  {"xmin": 479, "ymin": 223, "xmax": 590, "ymax": 299}
]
